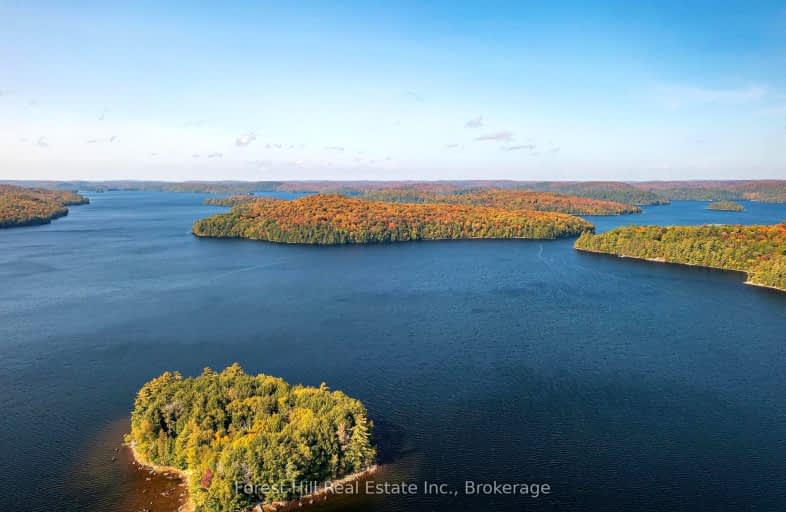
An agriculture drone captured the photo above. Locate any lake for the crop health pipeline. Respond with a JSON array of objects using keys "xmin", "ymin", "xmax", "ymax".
[{"xmin": 1, "ymin": 193, "xmax": 785, "ymax": 511}]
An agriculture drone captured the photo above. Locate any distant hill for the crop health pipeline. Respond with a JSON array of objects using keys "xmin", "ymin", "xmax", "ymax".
[
  {"xmin": 360, "ymin": 187, "xmax": 641, "ymax": 215},
  {"xmin": 5, "ymin": 179, "xmax": 786, "ymax": 203}
]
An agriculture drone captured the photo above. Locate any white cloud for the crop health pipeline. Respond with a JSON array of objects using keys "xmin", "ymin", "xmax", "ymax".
[
  {"xmin": 247, "ymin": 159, "xmax": 273, "ymax": 169},
  {"xmin": 465, "ymin": 116, "xmax": 483, "ymax": 128},
  {"xmin": 502, "ymin": 144, "xmax": 535, "ymax": 151},
  {"xmin": 475, "ymin": 130, "xmax": 514, "ymax": 142},
  {"xmin": 235, "ymin": 133, "xmax": 256, "ymax": 147},
  {"xmin": 654, "ymin": 84, "xmax": 768, "ymax": 108}
]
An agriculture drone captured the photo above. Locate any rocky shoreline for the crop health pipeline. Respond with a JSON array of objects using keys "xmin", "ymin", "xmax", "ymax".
[{"xmin": 128, "ymin": 441, "xmax": 379, "ymax": 512}]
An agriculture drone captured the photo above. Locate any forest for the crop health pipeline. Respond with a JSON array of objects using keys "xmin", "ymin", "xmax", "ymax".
[
  {"xmin": 204, "ymin": 195, "xmax": 256, "ymax": 207},
  {"xmin": 639, "ymin": 180, "xmax": 786, "ymax": 203},
  {"xmin": 574, "ymin": 223, "xmax": 786, "ymax": 291},
  {"xmin": 192, "ymin": 194, "xmax": 595, "ymax": 244},
  {"xmin": 128, "ymin": 364, "xmax": 376, "ymax": 512},
  {"xmin": 523, "ymin": 182, "xmax": 670, "ymax": 206},
  {"xmin": 361, "ymin": 187, "xmax": 641, "ymax": 215},
  {"xmin": 6, "ymin": 179, "xmax": 786, "ymax": 203},
  {"xmin": 707, "ymin": 200, "xmax": 745, "ymax": 212},
  {"xmin": 0, "ymin": 184, "xmax": 89, "ymax": 228}
]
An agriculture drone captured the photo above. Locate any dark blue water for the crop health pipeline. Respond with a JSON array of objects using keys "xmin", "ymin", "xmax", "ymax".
[{"xmin": 1, "ymin": 194, "xmax": 785, "ymax": 512}]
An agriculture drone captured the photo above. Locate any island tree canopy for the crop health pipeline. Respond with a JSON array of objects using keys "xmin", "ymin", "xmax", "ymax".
[
  {"xmin": 129, "ymin": 364, "xmax": 376, "ymax": 511},
  {"xmin": 192, "ymin": 194, "xmax": 594, "ymax": 244}
]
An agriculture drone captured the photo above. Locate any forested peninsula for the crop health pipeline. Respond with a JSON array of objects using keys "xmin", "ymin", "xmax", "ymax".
[
  {"xmin": 0, "ymin": 185, "xmax": 89, "ymax": 228},
  {"xmin": 360, "ymin": 188, "xmax": 641, "ymax": 215},
  {"xmin": 192, "ymin": 194, "xmax": 594, "ymax": 244},
  {"xmin": 127, "ymin": 364, "xmax": 376, "ymax": 512},
  {"xmin": 707, "ymin": 200, "xmax": 745, "ymax": 212},
  {"xmin": 574, "ymin": 223, "xmax": 786, "ymax": 291}
]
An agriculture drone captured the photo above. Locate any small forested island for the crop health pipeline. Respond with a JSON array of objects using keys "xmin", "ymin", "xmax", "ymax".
[
  {"xmin": 204, "ymin": 195, "xmax": 256, "ymax": 207},
  {"xmin": 0, "ymin": 184, "xmax": 89, "ymax": 228},
  {"xmin": 127, "ymin": 364, "xmax": 376, "ymax": 512},
  {"xmin": 707, "ymin": 200, "xmax": 745, "ymax": 212},
  {"xmin": 361, "ymin": 188, "xmax": 641, "ymax": 215},
  {"xmin": 192, "ymin": 194, "xmax": 594, "ymax": 244},
  {"xmin": 574, "ymin": 223, "xmax": 786, "ymax": 291}
]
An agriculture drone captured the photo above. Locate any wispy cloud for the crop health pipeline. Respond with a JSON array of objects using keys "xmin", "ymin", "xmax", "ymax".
[
  {"xmin": 404, "ymin": 90, "xmax": 423, "ymax": 102},
  {"xmin": 502, "ymin": 144, "xmax": 535, "ymax": 151},
  {"xmin": 86, "ymin": 135, "xmax": 117, "ymax": 144},
  {"xmin": 324, "ymin": 146, "xmax": 345, "ymax": 152},
  {"xmin": 445, "ymin": 143, "xmax": 463, "ymax": 149},
  {"xmin": 207, "ymin": 152, "xmax": 223, "ymax": 158},
  {"xmin": 465, "ymin": 116, "xmax": 483, "ymax": 128},
  {"xmin": 192, "ymin": 154, "xmax": 200, "ymax": 158},
  {"xmin": 35, "ymin": 137, "xmax": 48, "ymax": 148},
  {"xmin": 475, "ymin": 130, "xmax": 514, "ymax": 142},
  {"xmin": 235, "ymin": 133, "xmax": 256, "ymax": 147},
  {"xmin": 98, "ymin": 107, "xmax": 110, "ymax": 121},
  {"xmin": 184, "ymin": 119, "xmax": 206, "ymax": 128},
  {"xmin": 247, "ymin": 159, "xmax": 273, "ymax": 169},
  {"xmin": 654, "ymin": 84, "xmax": 768, "ymax": 108}
]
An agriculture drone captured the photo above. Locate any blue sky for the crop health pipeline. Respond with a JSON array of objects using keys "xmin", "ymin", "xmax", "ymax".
[{"xmin": 1, "ymin": 1, "xmax": 785, "ymax": 181}]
